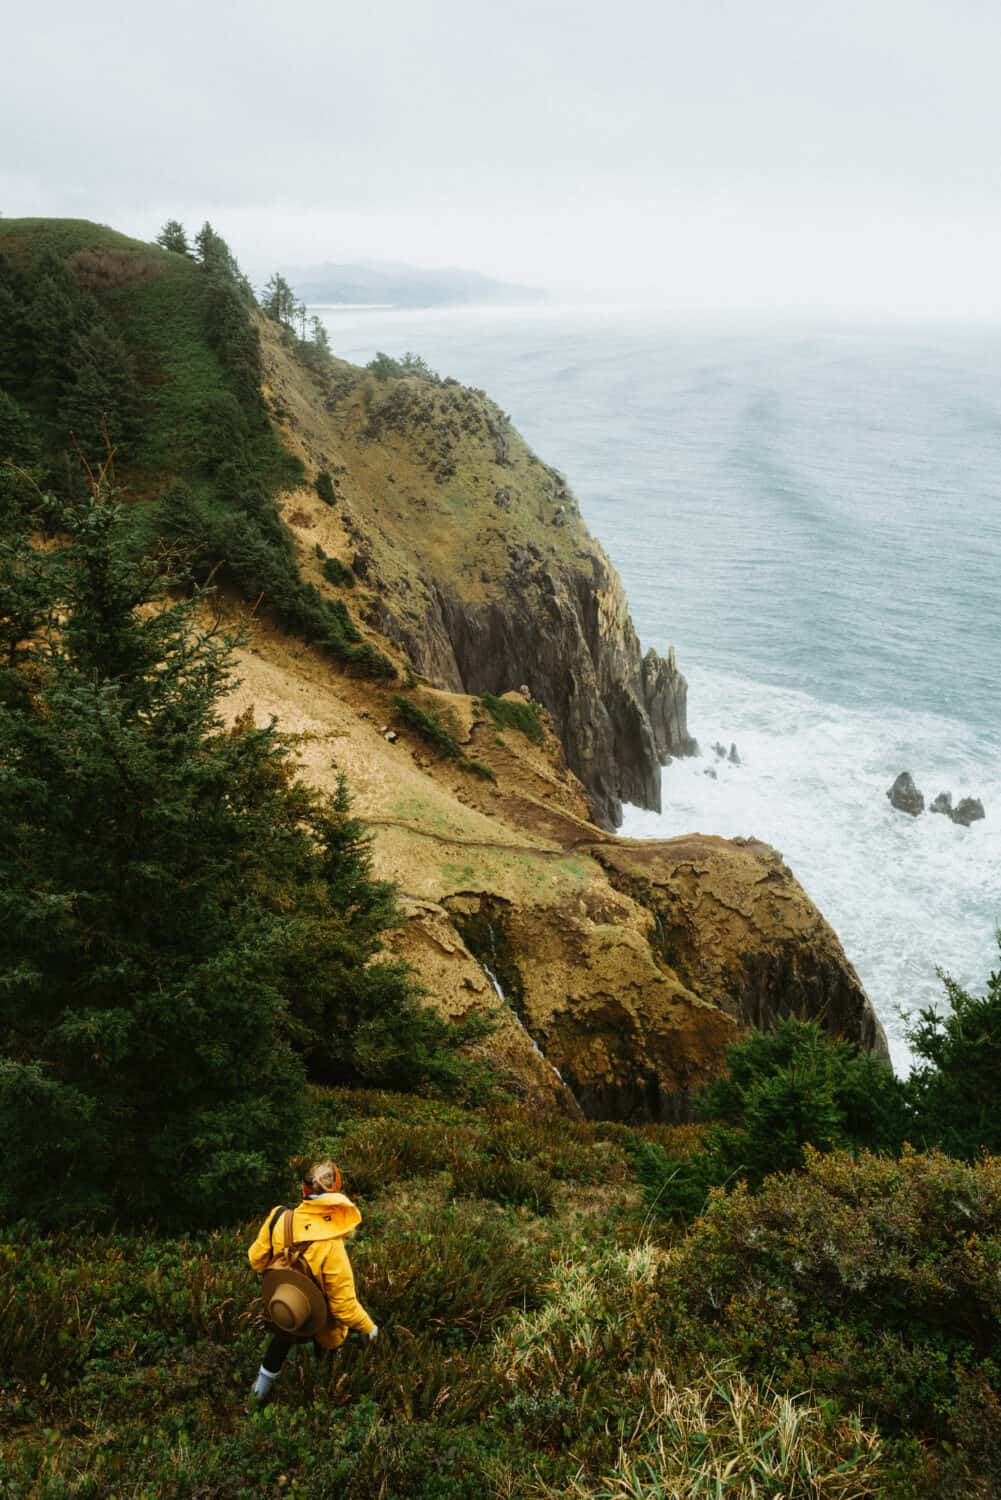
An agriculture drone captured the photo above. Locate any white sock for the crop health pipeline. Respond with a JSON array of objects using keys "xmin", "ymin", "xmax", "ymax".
[{"xmin": 259, "ymin": 1365, "xmax": 279, "ymax": 1380}]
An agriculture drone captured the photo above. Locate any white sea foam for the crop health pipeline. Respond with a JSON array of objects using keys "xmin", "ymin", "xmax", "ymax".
[{"xmin": 622, "ymin": 666, "xmax": 1001, "ymax": 1073}]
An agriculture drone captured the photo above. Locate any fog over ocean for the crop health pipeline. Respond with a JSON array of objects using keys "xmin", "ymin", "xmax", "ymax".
[{"xmin": 316, "ymin": 304, "xmax": 1001, "ymax": 1071}]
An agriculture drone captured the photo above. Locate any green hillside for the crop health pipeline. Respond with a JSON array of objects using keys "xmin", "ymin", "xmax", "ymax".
[
  {"xmin": 5, "ymin": 1086, "xmax": 1000, "ymax": 1498},
  {"xmin": 0, "ymin": 217, "xmax": 392, "ymax": 676}
]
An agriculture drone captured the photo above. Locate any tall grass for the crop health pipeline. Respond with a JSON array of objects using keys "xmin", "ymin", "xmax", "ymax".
[{"xmin": 559, "ymin": 1366, "xmax": 886, "ymax": 1500}]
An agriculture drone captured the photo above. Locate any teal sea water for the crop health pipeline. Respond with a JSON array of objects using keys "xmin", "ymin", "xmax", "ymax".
[{"xmin": 315, "ymin": 304, "xmax": 1001, "ymax": 1070}]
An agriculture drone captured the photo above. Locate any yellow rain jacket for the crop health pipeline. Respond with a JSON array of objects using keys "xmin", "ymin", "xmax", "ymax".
[{"xmin": 248, "ymin": 1192, "xmax": 375, "ymax": 1349}]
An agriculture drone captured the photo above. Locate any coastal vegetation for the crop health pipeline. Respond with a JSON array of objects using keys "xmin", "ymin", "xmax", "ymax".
[
  {"xmin": 0, "ymin": 483, "xmax": 492, "ymax": 1231},
  {"xmin": 4, "ymin": 1086, "xmax": 1000, "ymax": 1497},
  {"xmin": 0, "ymin": 217, "xmax": 394, "ymax": 679},
  {"xmin": 478, "ymin": 690, "xmax": 546, "ymax": 744}
]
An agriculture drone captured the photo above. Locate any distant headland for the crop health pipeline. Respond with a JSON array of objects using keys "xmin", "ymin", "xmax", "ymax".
[{"xmin": 280, "ymin": 257, "xmax": 547, "ymax": 308}]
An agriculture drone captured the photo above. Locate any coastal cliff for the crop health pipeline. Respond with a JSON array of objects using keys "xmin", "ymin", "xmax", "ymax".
[
  {"xmin": 259, "ymin": 325, "xmax": 694, "ymax": 829},
  {"xmin": 0, "ymin": 217, "xmax": 888, "ymax": 1119}
]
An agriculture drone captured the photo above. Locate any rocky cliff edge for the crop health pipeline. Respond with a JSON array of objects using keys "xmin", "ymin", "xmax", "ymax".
[{"xmin": 205, "ymin": 320, "xmax": 889, "ymax": 1120}]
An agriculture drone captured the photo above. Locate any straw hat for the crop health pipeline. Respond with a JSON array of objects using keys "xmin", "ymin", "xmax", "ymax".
[{"xmin": 261, "ymin": 1267, "xmax": 329, "ymax": 1340}]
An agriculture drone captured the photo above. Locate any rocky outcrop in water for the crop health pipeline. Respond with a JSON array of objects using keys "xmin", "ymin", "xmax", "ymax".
[
  {"xmin": 952, "ymin": 796, "xmax": 985, "ymax": 827},
  {"xmin": 887, "ymin": 772, "xmax": 925, "ymax": 816},
  {"xmin": 915, "ymin": 787, "xmax": 985, "ymax": 827}
]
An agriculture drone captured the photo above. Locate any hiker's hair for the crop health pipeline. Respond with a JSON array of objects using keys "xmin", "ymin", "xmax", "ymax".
[{"xmin": 308, "ymin": 1160, "xmax": 341, "ymax": 1192}]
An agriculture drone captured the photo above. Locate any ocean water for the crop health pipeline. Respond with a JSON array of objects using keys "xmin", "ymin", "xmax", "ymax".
[{"xmin": 315, "ymin": 304, "xmax": 1001, "ymax": 1071}]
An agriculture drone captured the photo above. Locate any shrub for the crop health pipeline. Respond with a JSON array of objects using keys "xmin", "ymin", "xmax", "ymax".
[
  {"xmin": 349, "ymin": 1197, "xmax": 546, "ymax": 1342},
  {"xmin": 907, "ymin": 938, "xmax": 1001, "ymax": 1158},
  {"xmin": 633, "ymin": 1019, "xmax": 910, "ymax": 1222},
  {"xmin": 660, "ymin": 1147, "xmax": 1001, "ymax": 1477},
  {"xmin": 316, "ymin": 469, "xmax": 336, "ymax": 503},
  {"xmin": 460, "ymin": 756, "xmax": 496, "ymax": 781},
  {"xmin": 479, "ymin": 691, "xmax": 545, "ymax": 745},
  {"xmin": 367, "ymin": 350, "xmax": 407, "ymax": 381},
  {"xmin": 322, "ymin": 554, "xmax": 355, "ymax": 588},
  {"xmin": 320, "ymin": 1116, "xmax": 484, "ymax": 1197},
  {"xmin": 391, "ymin": 692, "xmax": 463, "ymax": 758},
  {"xmin": 452, "ymin": 1155, "xmax": 556, "ymax": 1214}
]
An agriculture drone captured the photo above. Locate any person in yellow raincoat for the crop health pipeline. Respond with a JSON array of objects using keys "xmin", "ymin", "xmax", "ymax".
[{"xmin": 248, "ymin": 1159, "xmax": 377, "ymax": 1406}]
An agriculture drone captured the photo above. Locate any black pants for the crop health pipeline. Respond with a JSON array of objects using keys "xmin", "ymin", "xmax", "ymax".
[{"xmin": 262, "ymin": 1334, "xmax": 329, "ymax": 1374}]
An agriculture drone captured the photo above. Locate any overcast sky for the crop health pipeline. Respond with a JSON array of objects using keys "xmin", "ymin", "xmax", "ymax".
[{"xmin": 5, "ymin": 0, "xmax": 1001, "ymax": 316}]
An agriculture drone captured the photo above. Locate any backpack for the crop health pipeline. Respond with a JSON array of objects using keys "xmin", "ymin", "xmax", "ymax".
[{"xmin": 259, "ymin": 1205, "xmax": 328, "ymax": 1339}]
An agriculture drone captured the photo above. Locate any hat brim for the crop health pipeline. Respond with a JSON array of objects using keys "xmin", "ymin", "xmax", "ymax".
[{"xmin": 261, "ymin": 1267, "xmax": 329, "ymax": 1340}]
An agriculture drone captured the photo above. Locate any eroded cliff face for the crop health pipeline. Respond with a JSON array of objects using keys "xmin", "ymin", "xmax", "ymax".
[
  {"xmin": 229, "ymin": 319, "xmax": 890, "ymax": 1119},
  {"xmin": 260, "ymin": 328, "xmax": 693, "ymax": 829}
]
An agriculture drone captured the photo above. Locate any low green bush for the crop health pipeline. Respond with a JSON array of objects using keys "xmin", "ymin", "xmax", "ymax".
[
  {"xmin": 460, "ymin": 756, "xmax": 496, "ymax": 781},
  {"xmin": 633, "ymin": 1019, "xmax": 910, "ymax": 1222},
  {"xmin": 452, "ymin": 1155, "xmax": 556, "ymax": 1214},
  {"xmin": 391, "ymin": 693, "xmax": 463, "ymax": 758},
  {"xmin": 322, "ymin": 554, "xmax": 355, "ymax": 588},
  {"xmin": 479, "ymin": 692, "xmax": 545, "ymax": 745},
  {"xmin": 659, "ymin": 1146, "xmax": 1001, "ymax": 1491},
  {"xmin": 349, "ymin": 1196, "xmax": 546, "ymax": 1342},
  {"xmin": 315, "ymin": 469, "xmax": 336, "ymax": 503}
]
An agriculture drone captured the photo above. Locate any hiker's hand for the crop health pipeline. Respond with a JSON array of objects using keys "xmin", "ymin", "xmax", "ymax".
[{"xmin": 368, "ymin": 1325, "xmax": 379, "ymax": 1342}]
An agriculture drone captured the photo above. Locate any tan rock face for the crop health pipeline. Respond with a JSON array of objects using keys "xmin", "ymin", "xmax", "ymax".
[{"xmin": 591, "ymin": 837, "xmax": 890, "ymax": 1061}]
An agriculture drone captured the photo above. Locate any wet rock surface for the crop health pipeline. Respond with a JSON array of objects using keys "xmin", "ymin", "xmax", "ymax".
[
  {"xmin": 887, "ymin": 771, "xmax": 925, "ymax": 816},
  {"xmin": 952, "ymin": 796, "xmax": 986, "ymax": 827}
]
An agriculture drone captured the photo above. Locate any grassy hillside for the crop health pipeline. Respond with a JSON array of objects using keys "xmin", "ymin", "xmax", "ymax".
[
  {"xmin": 0, "ymin": 217, "xmax": 393, "ymax": 676},
  {"xmin": 5, "ymin": 1087, "xmax": 999, "ymax": 1498}
]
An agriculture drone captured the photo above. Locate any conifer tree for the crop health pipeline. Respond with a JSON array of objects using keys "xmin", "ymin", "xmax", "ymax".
[
  {"xmin": 155, "ymin": 220, "xmax": 191, "ymax": 256},
  {"xmin": 259, "ymin": 272, "xmax": 297, "ymax": 327},
  {"xmin": 0, "ymin": 489, "xmax": 307, "ymax": 1225},
  {"xmin": 0, "ymin": 484, "xmax": 487, "ymax": 1226},
  {"xmin": 907, "ymin": 946, "xmax": 1001, "ymax": 1157},
  {"xmin": 309, "ymin": 314, "xmax": 331, "ymax": 355}
]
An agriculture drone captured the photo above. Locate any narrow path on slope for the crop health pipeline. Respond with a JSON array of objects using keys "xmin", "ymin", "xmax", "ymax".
[{"xmin": 363, "ymin": 815, "xmax": 612, "ymax": 860}]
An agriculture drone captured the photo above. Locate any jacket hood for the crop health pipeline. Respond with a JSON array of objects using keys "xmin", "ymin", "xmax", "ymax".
[{"xmin": 293, "ymin": 1192, "xmax": 362, "ymax": 1241}]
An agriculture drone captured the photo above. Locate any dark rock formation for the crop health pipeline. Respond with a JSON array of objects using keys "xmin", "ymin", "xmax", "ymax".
[
  {"xmin": 952, "ymin": 796, "xmax": 986, "ymax": 827},
  {"xmin": 729, "ymin": 742, "xmax": 741, "ymax": 765},
  {"xmin": 887, "ymin": 771, "xmax": 924, "ymax": 817},
  {"xmin": 642, "ymin": 647, "xmax": 697, "ymax": 765},
  {"xmin": 918, "ymin": 789, "xmax": 984, "ymax": 827},
  {"xmin": 380, "ymin": 550, "xmax": 694, "ymax": 829}
]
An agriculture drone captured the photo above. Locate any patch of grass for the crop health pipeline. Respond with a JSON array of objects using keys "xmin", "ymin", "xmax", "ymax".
[
  {"xmin": 391, "ymin": 693, "xmax": 463, "ymax": 758},
  {"xmin": 558, "ymin": 1365, "xmax": 887, "ymax": 1500},
  {"xmin": 479, "ymin": 692, "xmax": 545, "ymax": 744},
  {"xmin": 460, "ymin": 756, "xmax": 496, "ymax": 782}
]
